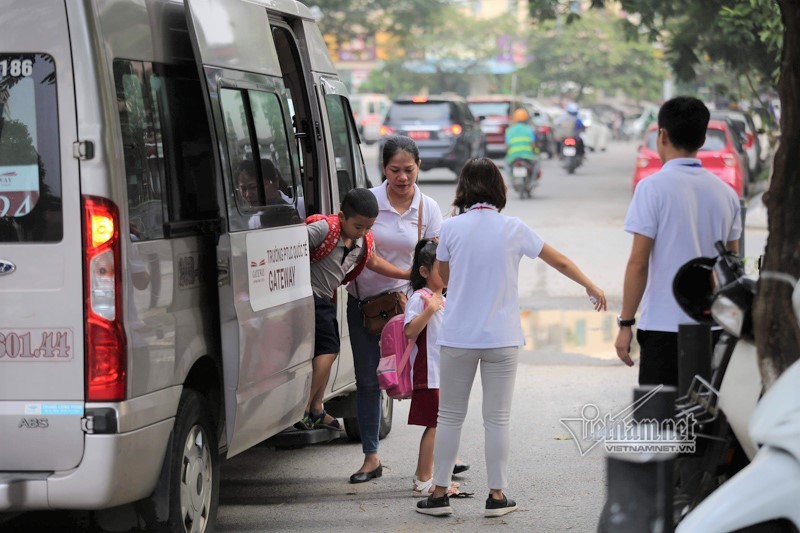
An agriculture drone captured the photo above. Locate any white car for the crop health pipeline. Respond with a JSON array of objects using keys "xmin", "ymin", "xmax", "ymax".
[
  {"xmin": 350, "ymin": 93, "xmax": 391, "ymax": 144},
  {"xmin": 579, "ymin": 109, "xmax": 611, "ymax": 151}
]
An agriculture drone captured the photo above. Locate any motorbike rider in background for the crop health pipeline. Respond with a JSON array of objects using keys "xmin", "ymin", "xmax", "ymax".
[
  {"xmin": 505, "ymin": 107, "xmax": 539, "ymax": 180},
  {"xmin": 555, "ymin": 103, "xmax": 586, "ymax": 158}
]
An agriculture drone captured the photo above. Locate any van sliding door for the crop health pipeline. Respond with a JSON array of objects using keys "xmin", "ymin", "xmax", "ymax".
[{"xmin": 184, "ymin": 0, "xmax": 313, "ymax": 457}]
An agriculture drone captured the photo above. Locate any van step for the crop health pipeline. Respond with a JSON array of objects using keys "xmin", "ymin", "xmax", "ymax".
[{"xmin": 261, "ymin": 427, "xmax": 340, "ymax": 449}]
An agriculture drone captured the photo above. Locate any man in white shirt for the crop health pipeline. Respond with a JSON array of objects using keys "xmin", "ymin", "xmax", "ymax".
[{"xmin": 615, "ymin": 96, "xmax": 742, "ymax": 387}]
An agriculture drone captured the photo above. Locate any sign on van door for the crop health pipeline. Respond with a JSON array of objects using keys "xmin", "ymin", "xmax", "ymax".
[{"xmin": 245, "ymin": 228, "xmax": 311, "ymax": 312}]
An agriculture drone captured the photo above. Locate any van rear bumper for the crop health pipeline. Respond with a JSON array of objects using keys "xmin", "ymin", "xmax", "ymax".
[{"xmin": 0, "ymin": 418, "xmax": 173, "ymax": 511}]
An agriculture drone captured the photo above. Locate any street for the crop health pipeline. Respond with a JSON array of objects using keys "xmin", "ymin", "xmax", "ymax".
[
  {"xmin": 4, "ymin": 140, "xmax": 768, "ymax": 532},
  {"xmin": 212, "ymin": 142, "xmax": 767, "ymax": 532}
]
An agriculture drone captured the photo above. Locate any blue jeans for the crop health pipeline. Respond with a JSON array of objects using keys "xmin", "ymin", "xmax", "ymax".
[{"xmin": 347, "ymin": 294, "xmax": 382, "ymax": 454}]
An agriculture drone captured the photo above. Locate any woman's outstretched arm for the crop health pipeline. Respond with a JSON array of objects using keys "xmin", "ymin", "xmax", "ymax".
[{"xmin": 538, "ymin": 243, "xmax": 607, "ymax": 311}]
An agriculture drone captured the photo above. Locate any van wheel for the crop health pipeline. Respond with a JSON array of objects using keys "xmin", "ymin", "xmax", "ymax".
[
  {"xmin": 169, "ymin": 390, "xmax": 219, "ymax": 533},
  {"xmin": 343, "ymin": 391, "xmax": 394, "ymax": 441}
]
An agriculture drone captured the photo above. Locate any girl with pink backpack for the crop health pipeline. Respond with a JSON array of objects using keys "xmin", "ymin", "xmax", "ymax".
[{"xmin": 403, "ymin": 239, "xmax": 468, "ymax": 497}]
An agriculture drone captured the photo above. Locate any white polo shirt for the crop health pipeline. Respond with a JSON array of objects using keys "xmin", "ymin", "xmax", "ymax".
[
  {"xmin": 625, "ymin": 157, "xmax": 742, "ymax": 332},
  {"xmin": 436, "ymin": 204, "xmax": 545, "ymax": 349},
  {"xmin": 346, "ymin": 182, "xmax": 443, "ymax": 300}
]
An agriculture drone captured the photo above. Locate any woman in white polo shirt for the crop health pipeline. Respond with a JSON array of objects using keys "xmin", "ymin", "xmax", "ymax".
[
  {"xmin": 415, "ymin": 158, "xmax": 607, "ymax": 518},
  {"xmin": 345, "ymin": 135, "xmax": 443, "ymax": 483}
]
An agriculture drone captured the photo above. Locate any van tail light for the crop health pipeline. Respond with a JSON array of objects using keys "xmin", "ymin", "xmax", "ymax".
[
  {"xmin": 379, "ymin": 125, "xmax": 394, "ymax": 136},
  {"xmin": 723, "ymin": 154, "xmax": 737, "ymax": 167},
  {"xmin": 82, "ymin": 196, "xmax": 126, "ymax": 401},
  {"xmin": 744, "ymin": 133, "xmax": 754, "ymax": 149}
]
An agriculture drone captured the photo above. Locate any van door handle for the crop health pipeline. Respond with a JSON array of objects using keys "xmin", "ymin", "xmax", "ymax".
[{"xmin": 217, "ymin": 258, "xmax": 230, "ymax": 287}]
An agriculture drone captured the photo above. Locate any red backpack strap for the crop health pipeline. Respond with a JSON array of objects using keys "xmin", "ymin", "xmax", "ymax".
[
  {"xmin": 307, "ymin": 214, "xmax": 341, "ymax": 263},
  {"xmin": 342, "ymin": 230, "xmax": 374, "ymax": 285}
]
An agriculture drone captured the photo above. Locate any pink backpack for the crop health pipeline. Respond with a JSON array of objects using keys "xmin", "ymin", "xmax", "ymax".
[{"xmin": 376, "ymin": 290, "xmax": 427, "ymax": 400}]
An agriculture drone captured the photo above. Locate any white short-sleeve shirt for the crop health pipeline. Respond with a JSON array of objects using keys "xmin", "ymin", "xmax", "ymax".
[
  {"xmin": 347, "ymin": 182, "xmax": 443, "ymax": 299},
  {"xmin": 625, "ymin": 157, "xmax": 742, "ymax": 332},
  {"xmin": 436, "ymin": 204, "xmax": 545, "ymax": 348},
  {"xmin": 404, "ymin": 288, "xmax": 444, "ymax": 389}
]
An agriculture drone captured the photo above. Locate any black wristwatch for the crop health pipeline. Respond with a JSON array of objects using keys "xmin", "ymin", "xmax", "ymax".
[{"xmin": 617, "ymin": 316, "xmax": 636, "ymax": 328}]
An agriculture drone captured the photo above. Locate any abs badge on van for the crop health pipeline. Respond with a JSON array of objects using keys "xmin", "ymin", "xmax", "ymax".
[{"xmin": 0, "ymin": 260, "xmax": 16, "ymax": 275}]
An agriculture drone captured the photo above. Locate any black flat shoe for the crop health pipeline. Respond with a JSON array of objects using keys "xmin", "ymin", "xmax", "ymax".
[
  {"xmin": 349, "ymin": 464, "xmax": 383, "ymax": 484},
  {"xmin": 453, "ymin": 462, "xmax": 470, "ymax": 475}
]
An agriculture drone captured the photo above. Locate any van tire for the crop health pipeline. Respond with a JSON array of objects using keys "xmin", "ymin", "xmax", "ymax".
[
  {"xmin": 168, "ymin": 389, "xmax": 220, "ymax": 533},
  {"xmin": 343, "ymin": 391, "xmax": 394, "ymax": 441}
]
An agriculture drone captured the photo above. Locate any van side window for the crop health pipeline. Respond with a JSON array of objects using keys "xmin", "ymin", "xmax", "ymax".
[
  {"xmin": 0, "ymin": 53, "xmax": 62, "ymax": 243},
  {"xmin": 113, "ymin": 60, "xmax": 216, "ymax": 241},
  {"xmin": 324, "ymin": 94, "xmax": 368, "ymax": 195},
  {"xmin": 220, "ymin": 88, "xmax": 300, "ymax": 230}
]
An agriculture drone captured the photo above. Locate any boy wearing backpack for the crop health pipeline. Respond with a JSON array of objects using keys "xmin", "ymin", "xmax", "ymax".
[{"xmin": 297, "ymin": 188, "xmax": 409, "ymax": 431}]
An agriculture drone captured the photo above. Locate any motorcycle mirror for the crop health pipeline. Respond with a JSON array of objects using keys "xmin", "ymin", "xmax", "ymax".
[
  {"xmin": 673, "ymin": 256, "xmax": 716, "ymax": 324},
  {"xmin": 794, "ymin": 280, "xmax": 800, "ymax": 329}
]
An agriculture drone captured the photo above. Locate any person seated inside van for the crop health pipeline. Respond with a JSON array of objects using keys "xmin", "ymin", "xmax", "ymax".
[
  {"xmin": 298, "ymin": 188, "xmax": 410, "ymax": 431},
  {"xmin": 236, "ymin": 158, "xmax": 299, "ymax": 228}
]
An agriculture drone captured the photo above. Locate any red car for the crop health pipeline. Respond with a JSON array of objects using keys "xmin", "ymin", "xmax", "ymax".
[
  {"xmin": 467, "ymin": 95, "xmax": 523, "ymax": 157},
  {"xmin": 633, "ymin": 120, "xmax": 746, "ymax": 197}
]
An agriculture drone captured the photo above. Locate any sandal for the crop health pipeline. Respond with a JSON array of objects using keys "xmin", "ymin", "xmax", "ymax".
[
  {"xmin": 293, "ymin": 411, "xmax": 312, "ymax": 430},
  {"xmin": 310, "ymin": 410, "xmax": 344, "ymax": 431},
  {"xmin": 412, "ymin": 478, "xmax": 461, "ymax": 497}
]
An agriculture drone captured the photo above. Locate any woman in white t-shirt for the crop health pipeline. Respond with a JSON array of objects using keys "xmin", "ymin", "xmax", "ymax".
[
  {"xmin": 415, "ymin": 158, "xmax": 607, "ymax": 518},
  {"xmin": 345, "ymin": 136, "xmax": 443, "ymax": 484}
]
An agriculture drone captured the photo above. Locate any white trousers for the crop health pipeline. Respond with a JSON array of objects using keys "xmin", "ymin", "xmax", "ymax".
[{"xmin": 432, "ymin": 346, "xmax": 519, "ymax": 490}]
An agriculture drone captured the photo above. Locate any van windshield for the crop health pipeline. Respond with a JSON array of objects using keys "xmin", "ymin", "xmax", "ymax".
[{"xmin": 0, "ymin": 53, "xmax": 61, "ymax": 242}]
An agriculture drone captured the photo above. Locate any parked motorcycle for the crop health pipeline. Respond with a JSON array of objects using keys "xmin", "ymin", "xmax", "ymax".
[
  {"xmin": 509, "ymin": 158, "xmax": 540, "ymax": 199},
  {"xmin": 676, "ymin": 271, "xmax": 800, "ymax": 532},
  {"xmin": 671, "ymin": 241, "xmax": 761, "ymax": 520},
  {"xmin": 677, "ymin": 357, "xmax": 800, "ymax": 532},
  {"xmin": 561, "ymin": 136, "xmax": 582, "ymax": 174}
]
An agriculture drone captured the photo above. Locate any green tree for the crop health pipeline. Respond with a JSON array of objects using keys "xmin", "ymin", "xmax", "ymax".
[
  {"xmin": 519, "ymin": 9, "xmax": 666, "ymax": 102},
  {"xmin": 407, "ymin": 8, "xmax": 519, "ymax": 94},
  {"xmin": 310, "ymin": 0, "xmax": 448, "ymax": 49},
  {"xmin": 529, "ymin": 0, "xmax": 797, "ymax": 385},
  {"xmin": 0, "ymin": 119, "xmax": 38, "ymax": 165},
  {"xmin": 358, "ymin": 5, "xmax": 520, "ymax": 97},
  {"xmin": 357, "ymin": 59, "xmax": 429, "ymax": 98}
]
